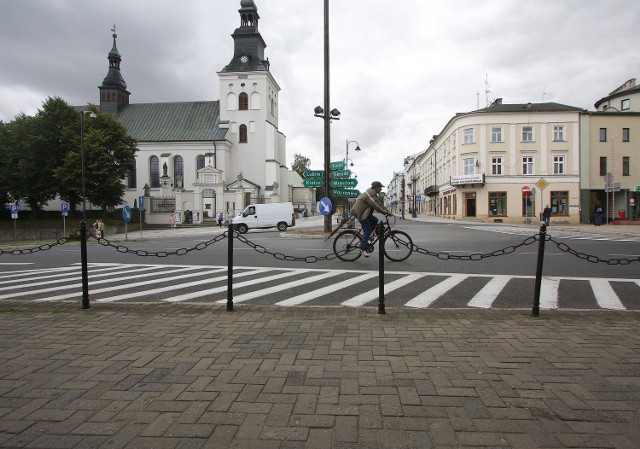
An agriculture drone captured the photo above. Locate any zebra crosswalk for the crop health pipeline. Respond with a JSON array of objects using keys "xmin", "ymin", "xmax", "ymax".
[{"xmin": 0, "ymin": 263, "xmax": 638, "ymax": 310}]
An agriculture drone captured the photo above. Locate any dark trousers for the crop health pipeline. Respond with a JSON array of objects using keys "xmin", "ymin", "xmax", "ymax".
[{"xmin": 358, "ymin": 214, "xmax": 379, "ymax": 251}]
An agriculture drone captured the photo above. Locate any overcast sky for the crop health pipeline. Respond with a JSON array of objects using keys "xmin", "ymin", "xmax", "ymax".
[{"xmin": 1, "ymin": 0, "xmax": 639, "ymax": 190}]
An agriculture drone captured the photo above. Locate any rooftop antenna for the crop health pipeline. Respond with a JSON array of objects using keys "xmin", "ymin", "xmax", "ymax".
[
  {"xmin": 542, "ymin": 91, "xmax": 551, "ymax": 102},
  {"xmin": 485, "ymin": 74, "xmax": 491, "ymax": 107}
]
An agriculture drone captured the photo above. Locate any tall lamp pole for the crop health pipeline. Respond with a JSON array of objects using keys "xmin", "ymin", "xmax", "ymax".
[
  {"xmin": 80, "ymin": 110, "xmax": 96, "ymax": 309},
  {"xmin": 344, "ymin": 140, "xmax": 361, "ymax": 217}
]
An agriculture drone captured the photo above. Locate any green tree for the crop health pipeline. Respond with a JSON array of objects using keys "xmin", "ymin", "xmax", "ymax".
[
  {"xmin": 54, "ymin": 107, "xmax": 137, "ymax": 211},
  {"xmin": 291, "ymin": 153, "xmax": 311, "ymax": 178}
]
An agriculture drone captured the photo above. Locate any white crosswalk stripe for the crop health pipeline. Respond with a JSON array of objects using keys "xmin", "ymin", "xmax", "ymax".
[{"xmin": 0, "ymin": 263, "xmax": 637, "ymax": 311}]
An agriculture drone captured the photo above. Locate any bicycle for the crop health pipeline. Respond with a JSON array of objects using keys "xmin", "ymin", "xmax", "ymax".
[{"xmin": 332, "ymin": 214, "xmax": 413, "ymax": 262}]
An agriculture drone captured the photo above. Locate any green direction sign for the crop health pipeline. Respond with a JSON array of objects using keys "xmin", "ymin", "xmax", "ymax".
[
  {"xmin": 303, "ymin": 170, "xmax": 323, "ymax": 178},
  {"xmin": 332, "ymin": 189, "xmax": 360, "ymax": 198},
  {"xmin": 331, "ymin": 179, "xmax": 358, "ymax": 188},
  {"xmin": 329, "ymin": 161, "xmax": 345, "ymax": 171},
  {"xmin": 303, "ymin": 179, "xmax": 323, "ymax": 187},
  {"xmin": 635, "ymin": 185, "xmax": 640, "ymax": 192},
  {"xmin": 331, "ymin": 169, "xmax": 351, "ymax": 179}
]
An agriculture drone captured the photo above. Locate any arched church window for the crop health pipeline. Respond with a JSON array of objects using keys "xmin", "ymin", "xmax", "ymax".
[
  {"xmin": 174, "ymin": 156, "xmax": 184, "ymax": 189},
  {"xmin": 149, "ymin": 156, "xmax": 160, "ymax": 188},
  {"xmin": 250, "ymin": 91, "xmax": 260, "ymax": 109},
  {"xmin": 239, "ymin": 124, "xmax": 248, "ymax": 143},
  {"xmin": 127, "ymin": 157, "xmax": 137, "ymax": 188},
  {"xmin": 196, "ymin": 155, "xmax": 205, "ymax": 180},
  {"xmin": 226, "ymin": 92, "xmax": 237, "ymax": 111},
  {"xmin": 239, "ymin": 93, "xmax": 249, "ymax": 110}
]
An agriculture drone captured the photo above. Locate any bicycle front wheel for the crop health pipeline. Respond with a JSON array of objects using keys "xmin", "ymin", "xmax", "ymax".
[
  {"xmin": 333, "ymin": 230, "xmax": 362, "ymax": 261},
  {"xmin": 383, "ymin": 230, "xmax": 413, "ymax": 262}
]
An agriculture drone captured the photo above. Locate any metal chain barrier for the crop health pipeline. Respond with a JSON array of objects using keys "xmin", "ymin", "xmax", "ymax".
[
  {"xmin": 548, "ymin": 236, "xmax": 640, "ymax": 265},
  {"xmin": 234, "ymin": 233, "xmax": 341, "ymax": 262},
  {"xmin": 0, "ymin": 231, "xmax": 81, "ymax": 255},
  {"xmin": 89, "ymin": 233, "xmax": 227, "ymax": 257},
  {"xmin": 409, "ymin": 235, "xmax": 539, "ymax": 261}
]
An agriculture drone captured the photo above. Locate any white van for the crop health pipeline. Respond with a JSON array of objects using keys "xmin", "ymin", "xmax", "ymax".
[{"xmin": 232, "ymin": 202, "xmax": 295, "ymax": 233}]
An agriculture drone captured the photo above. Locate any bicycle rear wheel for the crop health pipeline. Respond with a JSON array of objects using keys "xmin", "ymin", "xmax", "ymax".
[
  {"xmin": 383, "ymin": 230, "xmax": 413, "ymax": 261},
  {"xmin": 333, "ymin": 230, "xmax": 362, "ymax": 261}
]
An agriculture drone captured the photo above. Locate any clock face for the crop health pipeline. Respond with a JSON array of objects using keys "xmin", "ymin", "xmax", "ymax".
[{"xmin": 240, "ymin": 55, "xmax": 249, "ymax": 63}]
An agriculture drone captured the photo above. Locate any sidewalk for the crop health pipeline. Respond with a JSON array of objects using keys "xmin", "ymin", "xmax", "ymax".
[
  {"xmin": 0, "ymin": 301, "xmax": 638, "ymax": 448},
  {"xmin": 405, "ymin": 214, "xmax": 640, "ymax": 238}
]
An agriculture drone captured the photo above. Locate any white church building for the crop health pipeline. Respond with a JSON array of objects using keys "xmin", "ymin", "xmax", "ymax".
[{"xmin": 99, "ymin": 0, "xmax": 288, "ymax": 224}]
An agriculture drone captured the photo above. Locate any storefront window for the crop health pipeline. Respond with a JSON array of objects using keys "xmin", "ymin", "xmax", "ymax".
[
  {"xmin": 488, "ymin": 192, "xmax": 507, "ymax": 216},
  {"xmin": 551, "ymin": 191, "xmax": 569, "ymax": 216}
]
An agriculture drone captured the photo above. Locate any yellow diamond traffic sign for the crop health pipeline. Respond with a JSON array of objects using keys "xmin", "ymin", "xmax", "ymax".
[{"xmin": 536, "ymin": 178, "xmax": 549, "ymax": 190}]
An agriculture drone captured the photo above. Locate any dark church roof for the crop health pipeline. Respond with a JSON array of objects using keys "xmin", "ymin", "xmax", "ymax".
[{"xmin": 115, "ymin": 101, "xmax": 227, "ymax": 142}]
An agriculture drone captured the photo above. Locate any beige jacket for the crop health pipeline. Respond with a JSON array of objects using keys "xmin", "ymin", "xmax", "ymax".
[{"xmin": 350, "ymin": 188, "xmax": 389, "ymax": 220}]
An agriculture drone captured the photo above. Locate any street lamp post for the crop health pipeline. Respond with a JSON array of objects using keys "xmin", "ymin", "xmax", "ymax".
[
  {"xmin": 80, "ymin": 110, "xmax": 96, "ymax": 309},
  {"xmin": 343, "ymin": 140, "xmax": 361, "ymax": 218}
]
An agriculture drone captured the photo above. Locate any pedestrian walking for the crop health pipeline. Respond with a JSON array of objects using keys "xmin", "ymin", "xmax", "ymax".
[{"xmin": 216, "ymin": 211, "xmax": 224, "ymax": 227}]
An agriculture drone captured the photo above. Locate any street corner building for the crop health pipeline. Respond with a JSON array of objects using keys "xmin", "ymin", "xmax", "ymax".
[{"xmin": 94, "ymin": 0, "xmax": 289, "ymax": 225}]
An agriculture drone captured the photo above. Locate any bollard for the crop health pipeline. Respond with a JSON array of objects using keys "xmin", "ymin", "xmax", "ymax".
[
  {"xmin": 532, "ymin": 222, "xmax": 547, "ymax": 317},
  {"xmin": 226, "ymin": 223, "xmax": 234, "ymax": 311},
  {"xmin": 377, "ymin": 221, "xmax": 386, "ymax": 314},
  {"xmin": 80, "ymin": 221, "xmax": 90, "ymax": 309}
]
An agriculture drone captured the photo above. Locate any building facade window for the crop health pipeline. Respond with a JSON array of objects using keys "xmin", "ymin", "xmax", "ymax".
[
  {"xmin": 599, "ymin": 157, "xmax": 607, "ymax": 176},
  {"xmin": 622, "ymin": 128, "xmax": 630, "ymax": 142},
  {"xmin": 149, "ymin": 156, "xmax": 160, "ymax": 188},
  {"xmin": 463, "ymin": 128, "xmax": 475, "ymax": 144},
  {"xmin": 491, "ymin": 127, "xmax": 503, "ymax": 142},
  {"xmin": 522, "ymin": 126, "xmax": 534, "ymax": 142},
  {"xmin": 239, "ymin": 93, "xmax": 249, "ymax": 110},
  {"xmin": 599, "ymin": 128, "xmax": 607, "ymax": 142},
  {"xmin": 127, "ymin": 157, "xmax": 137, "ymax": 189},
  {"xmin": 623, "ymin": 156, "xmax": 630, "ymax": 176},
  {"xmin": 553, "ymin": 125, "xmax": 565, "ymax": 141},
  {"xmin": 550, "ymin": 191, "xmax": 569, "ymax": 216},
  {"xmin": 621, "ymin": 98, "xmax": 630, "ymax": 110},
  {"xmin": 173, "ymin": 155, "xmax": 184, "ymax": 189},
  {"xmin": 488, "ymin": 192, "xmax": 507, "ymax": 216},
  {"xmin": 522, "ymin": 156, "xmax": 534, "ymax": 175},
  {"xmin": 239, "ymin": 124, "xmax": 248, "ymax": 143},
  {"xmin": 553, "ymin": 155, "xmax": 565, "ymax": 174},
  {"xmin": 463, "ymin": 158, "xmax": 475, "ymax": 175},
  {"xmin": 491, "ymin": 156, "xmax": 503, "ymax": 175}
]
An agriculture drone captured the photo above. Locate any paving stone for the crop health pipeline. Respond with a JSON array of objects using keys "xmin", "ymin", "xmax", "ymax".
[{"xmin": 0, "ymin": 303, "xmax": 638, "ymax": 448}]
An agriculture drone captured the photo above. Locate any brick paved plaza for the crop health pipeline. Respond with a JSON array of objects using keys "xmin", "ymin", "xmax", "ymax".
[{"xmin": 0, "ymin": 302, "xmax": 638, "ymax": 448}]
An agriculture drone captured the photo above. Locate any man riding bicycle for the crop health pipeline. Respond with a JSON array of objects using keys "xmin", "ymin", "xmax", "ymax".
[{"xmin": 350, "ymin": 181, "xmax": 394, "ymax": 257}]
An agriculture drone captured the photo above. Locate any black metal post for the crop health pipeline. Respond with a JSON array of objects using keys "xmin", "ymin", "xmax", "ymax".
[
  {"xmin": 322, "ymin": 0, "xmax": 332, "ymax": 233},
  {"xmin": 377, "ymin": 221, "xmax": 386, "ymax": 314},
  {"xmin": 80, "ymin": 221, "xmax": 90, "ymax": 309},
  {"xmin": 532, "ymin": 223, "xmax": 547, "ymax": 317},
  {"xmin": 80, "ymin": 111, "xmax": 90, "ymax": 310},
  {"xmin": 226, "ymin": 223, "xmax": 234, "ymax": 311}
]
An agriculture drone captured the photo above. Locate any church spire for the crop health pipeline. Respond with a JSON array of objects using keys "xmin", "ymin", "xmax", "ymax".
[
  {"xmin": 222, "ymin": 1, "xmax": 269, "ymax": 72},
  {"xmin": 99, "ymin": 26, "xmax": 130, "ymax": 113}
]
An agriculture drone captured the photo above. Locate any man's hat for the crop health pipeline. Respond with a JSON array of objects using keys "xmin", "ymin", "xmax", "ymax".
[{"xmin": 371, "ymin": 181, "xmax": 383, "ymax": 188}]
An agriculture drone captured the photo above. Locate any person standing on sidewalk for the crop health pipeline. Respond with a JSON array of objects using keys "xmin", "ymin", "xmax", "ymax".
[
  {"xmin": 542, "ymin": 205, "xmax": 552, "ymax": 226},
  {"xmin": 593, "ymin": 201, "xmax": 605, "ymax": 225},
  {"xmin": 350, "ymin": 181, "xmax": 393, "ymax": 257}
]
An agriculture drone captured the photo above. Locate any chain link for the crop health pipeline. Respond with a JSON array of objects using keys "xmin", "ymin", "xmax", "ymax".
[
  {"xmin": 89, "ymin": 232, "xmax": 227, "ymax": 257},
  {"xmin": 411, "ymin": 234, "xmax": 539, "ymax": 261},
  {"xmin": 0, "ymin": 232, "xmax": 79, "ymax": 255},
  {"xmin": 234, "ymin": 233, "xmax": 341, "ymax": 262},
  {"xmin": 548, "ymin": 237, "xmax": 640, "ymax": 265}
]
